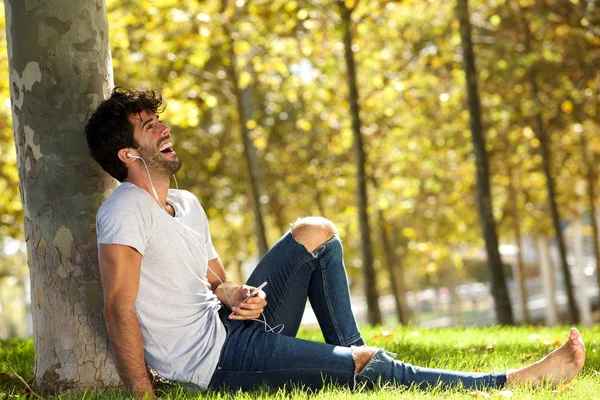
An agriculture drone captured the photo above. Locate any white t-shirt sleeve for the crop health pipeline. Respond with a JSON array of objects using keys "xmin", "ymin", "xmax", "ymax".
[{"xmin": 96, "ymin": 190, "xmax": 155, "ymax": 255}]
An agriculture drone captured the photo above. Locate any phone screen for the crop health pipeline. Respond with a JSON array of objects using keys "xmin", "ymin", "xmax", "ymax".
[{"xmin": 243, "ymin": 281, "xmax": 267, "ymax": 303}]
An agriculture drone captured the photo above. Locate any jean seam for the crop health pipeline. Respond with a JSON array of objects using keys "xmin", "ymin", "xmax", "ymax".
[
  {"xmin": 268, "ymin": 255, "xmax": 316, "ymax": 326},
  {"xmin": 319, "ymin": 256, "xmax": 346, "ymax": 345},
  {"xmin": 318, "ymin": 238, "xmax": 361, "ymax": 346},
  {"xmin": 270, "ymin": 232, "xmax": 336, "ymax": 324},
  {"xmin": 344, "ymin": 331, "xmax": 363, "ymax": 345}
]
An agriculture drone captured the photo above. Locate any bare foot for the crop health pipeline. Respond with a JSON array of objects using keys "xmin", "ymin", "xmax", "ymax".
[{"xmin": 507, "ymin": 328, "xmax": 585, "ymax": 387}]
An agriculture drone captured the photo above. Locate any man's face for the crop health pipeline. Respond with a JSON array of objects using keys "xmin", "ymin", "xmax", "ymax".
[{"xmin": 128, "ymin": 110, "xmax": 182, "ymax": 177}]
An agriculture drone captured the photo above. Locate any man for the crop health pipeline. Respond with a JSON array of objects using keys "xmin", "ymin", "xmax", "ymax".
[{"xmin": 85, "ymin": 87, "xmax": 585, "ymax": 399}]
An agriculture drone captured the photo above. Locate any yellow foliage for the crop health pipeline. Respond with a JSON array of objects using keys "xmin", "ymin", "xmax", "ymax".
[
  {"xmin": 284, "ymin": 1, "xmax": 298, "ymax": 12},
  {"xmin": 238, "ymin": 71, "xmax": 253, "ymax": 89},
  {"xmin": 246, "ymin": 119, "xmax": 258, "ymax": 130},
  {"xmin": 205, "ymin": 94, "xmax": 218, "ymax": 108},
  {"xmin": 402, "ymin": 227, "xmax": 417, "ymax": 240},
  {"xmin": 296, "ymin": 119, "xmax": 312, "ymax": 131},
  {"xmin": 561, "ymin": 100, "xmax": 573, "ymax": 114},
  {"xmin": 234, "ymin": 40, "xmax": 252, "ymax": 57},
  {"xmin": 254, "ymin": 136, "xmax": 267, "ymax": 150}
]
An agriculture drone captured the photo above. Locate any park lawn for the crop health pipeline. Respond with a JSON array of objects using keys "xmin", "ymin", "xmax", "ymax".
[{"xmin": 1, "ymin": 325, "xmax": 599, "ymax": 399}]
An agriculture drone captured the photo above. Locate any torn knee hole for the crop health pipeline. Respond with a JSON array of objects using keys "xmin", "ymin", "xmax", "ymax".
[{"xmin": 291, "ymin": 217, "xmax": 337, "ymax": 253}]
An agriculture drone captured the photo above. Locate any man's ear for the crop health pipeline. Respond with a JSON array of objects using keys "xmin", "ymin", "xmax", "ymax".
[{"xmin": 118, "ymin": 149, "xmax": 138, "ymax": 163}]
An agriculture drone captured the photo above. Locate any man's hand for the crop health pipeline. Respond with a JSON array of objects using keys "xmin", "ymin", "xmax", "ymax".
[
  {"xmin": 215, "ymin": 282, "xmax": 267, "ymax": 320},
  {"xmin": 228, "ymin": 284, "xmax": 267, "ymax": 320},
  {"xmin": 207, "ymin": 258, "xmax": 267, "ymax": 320}
]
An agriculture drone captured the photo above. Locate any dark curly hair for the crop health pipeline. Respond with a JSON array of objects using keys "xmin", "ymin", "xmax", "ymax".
[{"xmin": 85, "ymin": 87, "xmax": 166, "ymax": 182}]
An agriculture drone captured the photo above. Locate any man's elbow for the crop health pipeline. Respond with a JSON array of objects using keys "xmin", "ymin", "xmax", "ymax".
[{"xmin": 104, "ymin": 299, "xmax": 136, "ymax": 325}]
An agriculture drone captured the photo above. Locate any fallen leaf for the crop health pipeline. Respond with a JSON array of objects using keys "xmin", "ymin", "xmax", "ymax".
[
  {"xmin": 469, "ymin": 390, "xmax": 491, "ymax": 398},
  {"xmin": 373, "ymin": 330, "xmax": 393, "ymax": 342},
  {"xmin": 498, "ymin": 390, "xmax": 513, "ymax": 398},
  {"xmin": 521, "ymin": 353, "xmax": 532, "ymax": 362},
  {"xmin": 552, "ymin": 384, "xmax": 574, "ymax": 394}
]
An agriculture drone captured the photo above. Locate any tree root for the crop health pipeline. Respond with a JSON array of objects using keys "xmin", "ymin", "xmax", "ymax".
[{"xmin": 5, "ymin": 364, "xmax": 43, "ymax": 400}]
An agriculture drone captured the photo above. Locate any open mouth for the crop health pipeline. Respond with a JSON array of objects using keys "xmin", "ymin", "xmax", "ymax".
[{"xmin": 159, "ymin": 141, "xmax": 175, "ymax": 154}]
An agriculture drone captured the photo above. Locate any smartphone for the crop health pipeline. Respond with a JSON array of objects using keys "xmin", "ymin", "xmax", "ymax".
[{"xmin": 243, "ymin": 281, "xmax": 268, "ymax": 303}]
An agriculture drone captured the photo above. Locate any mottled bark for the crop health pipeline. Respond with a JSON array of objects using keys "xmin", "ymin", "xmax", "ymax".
[
  {"xmin": 515, "ymin": 4, "xmax": 579, "ymax": 323},
  {"xmin": 5, "ymin": 0, "xmax": 119, "ymax": 393},
  {"xmin": 338, "ymin": 0, "xmax": 382, "ymax": 325},
  {"xmin": 456, "ymin": 0, "xmax": 514, "ymax": 324}
]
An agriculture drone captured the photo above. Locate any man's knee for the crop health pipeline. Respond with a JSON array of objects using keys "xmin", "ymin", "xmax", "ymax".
[
  {"xmin": 291, "ymin": 216, "xmax": 337, "ymax": 253},
  {"xmin": 352, "ymin": 346, "xmax": 378, "ymax": 373}
]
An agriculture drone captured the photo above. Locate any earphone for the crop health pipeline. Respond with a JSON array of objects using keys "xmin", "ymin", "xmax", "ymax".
[
  {"xmin": 128, "ymin": 151, "xmax": 282, "ymax": 334},
  {"xmin": 126, "ymin": 152, "xmax": 160, "ymax": 201}
]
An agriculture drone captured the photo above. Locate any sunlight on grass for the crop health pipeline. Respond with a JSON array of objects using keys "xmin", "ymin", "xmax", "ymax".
[{"xmin": 1, "ymin": 326, "xmax": 599, "ymax": 399}]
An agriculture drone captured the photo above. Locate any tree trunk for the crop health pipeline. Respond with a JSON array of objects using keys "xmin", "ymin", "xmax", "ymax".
[
  {"xmin": 536, "ymin": 235, "xmax": 558, "ymax": 325},
  {"xmin": 377, "ymin": 211, "xmax": 409, "ymax": 325},
  {"xmin": 515, "ymin": 5, "xmax": 579, "ymax": 323},
  {"xmin": 225, "ymin": 30, "xmax": 269, "ymax": 257},
  {"xmin": 573, "ymin": 213, "xmax": 593, "ymax": 326},
  {"xmin": 338, "ymin": 0, "xmax": 382, "ymax": 325},
  {"xmin": 507, "ymin": 165, "xmax": 530, "ymax": 324},
  {"xmin": 579, "ymin": 129, "xmax": 600, "ymax": 292},
  {"xmin": 5, "ymin": 0, "xmax": 119, "ymax": 393},
  {"xmin": 456, "ymin": 0, "xmax": 514, "ymax": 324},
  {"xmin": 537, "ymin": 124, "xmax": 579, "ymax": 323}
]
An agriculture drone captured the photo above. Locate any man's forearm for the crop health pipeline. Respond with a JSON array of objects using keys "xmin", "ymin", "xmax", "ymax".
[
  {"xmin": 214, "ymin": 281, "xmax": 240, "ymax": 309},
  {"xmin": 105, "ymin": 308, "xmax": 154, "ymax": 398}
]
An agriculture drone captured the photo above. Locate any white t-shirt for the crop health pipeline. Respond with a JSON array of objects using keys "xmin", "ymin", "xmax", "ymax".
[{"xmin": 96, "ymin": 182, "xmax": 225, "ymax": 389}]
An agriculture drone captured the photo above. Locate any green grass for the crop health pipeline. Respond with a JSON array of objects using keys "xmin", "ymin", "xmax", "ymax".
[{"xmin": 1, "ymin": 325, "xmax": 599, "ymax": 399}]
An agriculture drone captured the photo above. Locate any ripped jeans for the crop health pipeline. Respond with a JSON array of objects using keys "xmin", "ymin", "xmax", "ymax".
[{"xmin": 208, "ymin": 231, "xmax": 507, "ymax": 391}]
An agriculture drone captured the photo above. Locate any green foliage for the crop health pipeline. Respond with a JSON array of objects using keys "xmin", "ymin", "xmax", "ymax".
[
  {"xmin": 0, "ymin": 6, "xmax": 22, "ymax": 242},
  {"xmin": 1, "ymin": 0, "xmax": 600, "ymax": 300},
  {"xmin": 2, "ymin": 326, "xmax": 600, "ymax": 398}
]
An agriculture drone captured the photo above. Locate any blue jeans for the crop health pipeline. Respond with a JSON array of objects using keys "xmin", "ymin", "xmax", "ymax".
[{"xmin": 208, "ymin": 231, "xmax": 507, "ymax": 391}]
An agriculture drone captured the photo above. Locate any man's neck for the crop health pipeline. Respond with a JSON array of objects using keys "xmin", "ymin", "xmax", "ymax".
[{"xmin": 126, "ymin": 173, "xmax": 171, "ymax": 209}]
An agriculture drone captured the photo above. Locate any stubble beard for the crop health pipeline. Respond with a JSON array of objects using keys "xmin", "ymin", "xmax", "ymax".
[{"xmin": 138, "ymin": 147, "xmax": 182, "ymax": 177}]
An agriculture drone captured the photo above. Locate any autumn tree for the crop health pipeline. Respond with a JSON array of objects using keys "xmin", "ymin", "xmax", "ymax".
[
  {"xmin": 514, "ymin": 2, "xmax": 579, "ymax": 323},
  {"xmin": 456, "ymin": 0, "xmax": 514, "ymax": 324},
  {"xmin": 4, "ymin": 0, "xmax": 119, "ymax": 392},
  {"xmin": 336, "ymin": 0, "xmax": 382, "ymax": 325}
]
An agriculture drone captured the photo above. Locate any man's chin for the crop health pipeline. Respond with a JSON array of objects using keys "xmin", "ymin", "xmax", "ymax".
[{"xmin": 166, "ymin": 159, "xmax": 183, "ymax": 176}]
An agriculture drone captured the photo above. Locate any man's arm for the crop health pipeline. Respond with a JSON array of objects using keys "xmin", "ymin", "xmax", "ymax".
[
  {"xmin": 207, "ymin": 257, "xmax": 266, "ymax": 320},
  {"xmin": 99, "ymin": 244, "xmax": 154, "ymax": 399}
]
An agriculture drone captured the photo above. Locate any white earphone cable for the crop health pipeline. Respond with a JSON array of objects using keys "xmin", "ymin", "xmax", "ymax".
[{"xmin": 136, "ymin": 157, "xmax": 282, "ymax": 334}]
